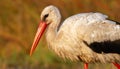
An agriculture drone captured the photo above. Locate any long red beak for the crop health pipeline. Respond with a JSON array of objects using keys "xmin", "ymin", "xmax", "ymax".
[{"xmin": 30, "ymin": 21, "xmax": 47, "ymax": 56}]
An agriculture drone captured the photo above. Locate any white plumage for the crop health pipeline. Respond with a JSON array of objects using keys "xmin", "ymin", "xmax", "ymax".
[
  {"xmin": 30, "ymin": 5, "xmax": 120, "ymax": 69},
  {"xmin": 53, "ymin": 12, "xmax": 120, "ymax": 62}
]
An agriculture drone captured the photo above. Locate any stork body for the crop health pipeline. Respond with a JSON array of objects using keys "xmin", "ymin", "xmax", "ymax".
[{"xmin": 30, "ymin": 5, "xmax": 120, "ymax": 69}]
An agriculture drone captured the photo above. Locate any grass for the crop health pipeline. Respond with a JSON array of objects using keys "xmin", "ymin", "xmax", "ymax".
[{"xmin": 0, "ymin": 0, "xmax": 120, "ymax": 69}]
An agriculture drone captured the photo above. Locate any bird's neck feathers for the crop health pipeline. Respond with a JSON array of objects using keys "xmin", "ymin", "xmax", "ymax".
[{"xmin": 45, "ymin": 11, "xmax": 61, "ymax": 49}]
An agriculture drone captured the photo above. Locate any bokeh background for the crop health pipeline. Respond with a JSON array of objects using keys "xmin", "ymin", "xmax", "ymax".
[{"xmin": 0, "ymin": 0, "xmax": 120, "ymax": 69}]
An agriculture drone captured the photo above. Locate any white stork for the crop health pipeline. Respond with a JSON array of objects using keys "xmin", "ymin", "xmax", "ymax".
[{"xmin": 30, "ymin": 5, "xmax": 120, "ymax": 69}]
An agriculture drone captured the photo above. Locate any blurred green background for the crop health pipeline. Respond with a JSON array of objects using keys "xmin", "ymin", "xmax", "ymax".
[{"xmin": 0, "ymin": 0, "xmax": 120, "ymax": 69}]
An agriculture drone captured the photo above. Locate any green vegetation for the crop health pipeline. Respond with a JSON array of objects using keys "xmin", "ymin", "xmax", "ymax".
[{"xmin": 0, "ymin": 0, "xmax": 120, "ymax": 69}]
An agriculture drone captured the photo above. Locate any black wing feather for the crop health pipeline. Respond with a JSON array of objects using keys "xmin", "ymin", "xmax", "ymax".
[{"xmin": 88, "ymin": 40, "xmax": 120, "ymax": 54}]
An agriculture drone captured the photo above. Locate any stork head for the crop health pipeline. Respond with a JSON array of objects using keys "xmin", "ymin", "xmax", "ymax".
[
  {"xmin": 30, "ymin": 5, "xmax": 61, "ymax": 56},
  {"xmin": 41, "ymin": 5, "xmax": 61, "ymax": 24}
]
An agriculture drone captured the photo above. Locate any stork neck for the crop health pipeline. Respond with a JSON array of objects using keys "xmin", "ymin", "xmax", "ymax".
[{"xmin": 45, "ymin": 18, "xmax": 61, "ymax": 47}]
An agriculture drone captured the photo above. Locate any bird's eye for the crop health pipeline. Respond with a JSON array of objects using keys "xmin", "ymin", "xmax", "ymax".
[{"xmin": 43, "ymin": 14, "xmax": 49, "ymax": 21}]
